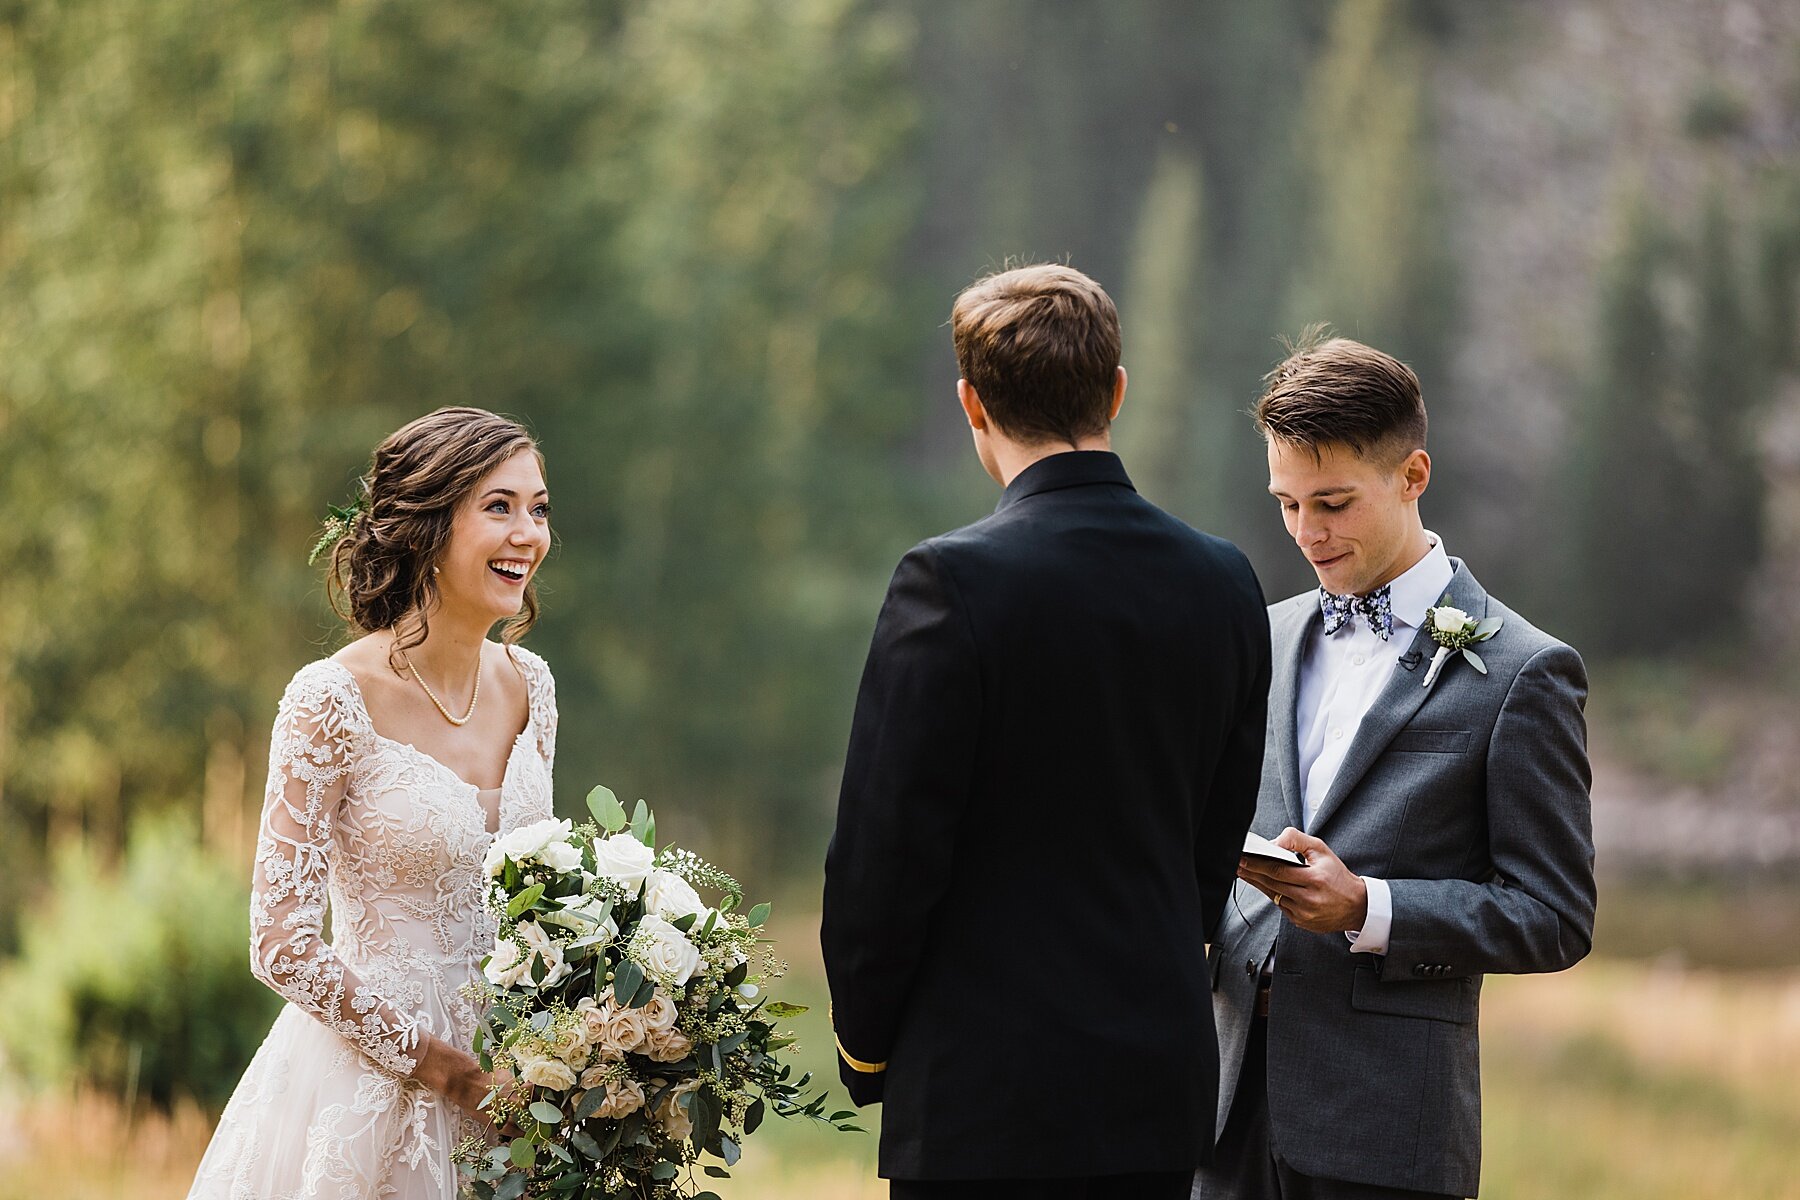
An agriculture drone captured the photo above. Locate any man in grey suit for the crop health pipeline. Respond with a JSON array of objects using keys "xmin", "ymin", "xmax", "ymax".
[{"xmin": 1194, "ymin": 334, "xmax": 1596, "ymax": 1200}]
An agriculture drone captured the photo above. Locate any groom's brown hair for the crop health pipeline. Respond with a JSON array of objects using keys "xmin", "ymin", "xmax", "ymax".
[
  {"xmin": 1254, "ymin": 327, "xmax": 1427, "ymax": 465},
  {"xmin": 952, "ymin": 263, "xmax": 1121, "ymax": 445}
]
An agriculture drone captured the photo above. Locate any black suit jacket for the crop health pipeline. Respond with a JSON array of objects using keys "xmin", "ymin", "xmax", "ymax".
[{"xmin": 821, "ymin": 451, "xmax": 1271, "ymax": 1181}]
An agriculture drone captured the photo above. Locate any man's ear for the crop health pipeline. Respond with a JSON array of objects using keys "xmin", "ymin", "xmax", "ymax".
[
  {"xmin": 1399, "ymin": 448, "xmax": 1431, "ymax": 502},
  {"xmin": 1109, "ymin": 365, "xmax": 1127, "ymax": 421},
  {"xmin": 957, "ymin": 379, "xmax": 989, "ymax": 432}
]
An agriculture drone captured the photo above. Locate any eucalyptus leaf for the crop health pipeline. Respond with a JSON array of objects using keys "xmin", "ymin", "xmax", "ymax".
[
  {"xmin": 747, "ymin": 902, "xmax": 771, "ymax": 928},
  {"xmin": 528, "ymin": 1100, "xmax": 563, "ymax": 1125},
  {"xmin": 573, "ymin": 1086, "xmax": 609, "ymax": 1123},
  {"xmin": 586, "ymin": 785, "xmax": 628, "ymax": 832},
  {"xmin": 506, "ymin": 884, "xmax": 545, "ymax": 921},
  {"xmin": 1462, "ymin": 648, "xmax": 1488, "ymax": 674},
  {"xmin": 495, "ymin": 1173, "xmax": 526, "ymax": 1200},
  {"xmin": 650, "ymin": 1162, "xmax": 679, "ymax": 1180},
  {"xmin": 508, "ymin": 1137, "xmax": 535, "ymax": 1169},
  {"xmin": 612, "ymin": 960, "xmax": 644, "ymax": 1003},
  {"xmin": 1472, "ymin": 617, "xmax": 1503, "ymax": 640},
  {"xmin": 569, "ymin": 1129, "xmax": 603, "ymax": 1159}
]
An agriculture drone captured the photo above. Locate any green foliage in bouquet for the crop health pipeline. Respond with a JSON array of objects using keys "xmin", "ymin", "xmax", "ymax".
[
  {"xmin": 0, "ymin": 816, "xmax": 281, "ymax": 1108},
  {"xmin": 455, "ymin": 785, "xmax": 859, "ymax": 1199}
]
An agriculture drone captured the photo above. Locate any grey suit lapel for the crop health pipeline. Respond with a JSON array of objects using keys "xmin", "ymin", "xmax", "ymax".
[
  {"xmin": 1307, "ymin": 560, "xmax": 1488, "ymax": 837},
  {"xmin": 1269, "ymin": 598, "xmax": 1313, "ymax": 833}
]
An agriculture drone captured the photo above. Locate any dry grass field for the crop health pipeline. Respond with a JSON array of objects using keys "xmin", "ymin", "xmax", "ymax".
[{"xmin": 3, "ymin": 954, "xmax": 1797, "ymax": 1200}]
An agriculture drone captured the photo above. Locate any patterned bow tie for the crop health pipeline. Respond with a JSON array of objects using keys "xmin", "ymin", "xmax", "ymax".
[{"xmin": 1319, "ymin": 583, "xmax": 1394, "ymax": 641}]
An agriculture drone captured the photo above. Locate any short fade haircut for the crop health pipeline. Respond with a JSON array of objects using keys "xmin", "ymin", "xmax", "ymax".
[
  {"xmin": 951, "ymin": 263, "xmax": 1122, "ymax": 445},
  {"xmin": 1253, "ymin": 327, "xmax": 1427, "ymax": 465}
]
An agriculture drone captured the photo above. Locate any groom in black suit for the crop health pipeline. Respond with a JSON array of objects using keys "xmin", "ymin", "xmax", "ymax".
[{"xmin": 822, "ymin": 264, "xmax": 1272, "ymax": 1199}]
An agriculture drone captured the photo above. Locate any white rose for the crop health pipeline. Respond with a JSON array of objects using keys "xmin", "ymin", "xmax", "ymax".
[
  {"xmin": 490, "ymin": 819, "xmax": 575, "ymax": 880},
  {"xmin": 591, "ymin": 834, "xmax": 655, "ymax": 892},
  {"xmin": 517, "ymin": 919, "xmax": 572, "ymax": 988},
  {"xmin": 1432, "ymin": 605, "xmax": 1470, "ymax": 634},
  {"xmin": 537, "ymin": 839, "xmax": 585, "ymax": 875},
  {"xmin": 483, "ymin": 935, "xmax": 528, "ymax": 988},
  {"xmin": 642, "ymin": 870, "xmax": 705, "ymax": 921},
  {"xmin": 631, "ymin": 914, "xmax": 702, "ymax": 986},
  {"xmin": 516, "ymin": 1050, "xmax": 577, "ymax": 1091},
  {"xmin": 497, "ymin": 817, "xmax": 573, "ymax": 861}
]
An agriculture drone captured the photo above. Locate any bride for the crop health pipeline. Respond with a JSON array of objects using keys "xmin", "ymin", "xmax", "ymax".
[{"xmin": 189, "ymin": 407, "xmax": 558, "ymax": 1199}]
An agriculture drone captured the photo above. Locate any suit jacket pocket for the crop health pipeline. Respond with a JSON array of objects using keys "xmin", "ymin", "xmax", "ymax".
[
  {"xmin": 1388, "ymin": 728, "xmax": 1472, "ymax": 754},
  {"xmin": 1351, "ymin": 966, "xmax": 1477, "ymax": 1024}
]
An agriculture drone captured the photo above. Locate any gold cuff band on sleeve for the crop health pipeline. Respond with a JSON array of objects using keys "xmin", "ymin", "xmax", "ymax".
[
  {"xmin": 828, "ymin": 1005, "xmax": 887, "ymax": 1073},
  {"xmin": 835, "ymin": 1034, "xmax": 887, "ymax": 1074}
]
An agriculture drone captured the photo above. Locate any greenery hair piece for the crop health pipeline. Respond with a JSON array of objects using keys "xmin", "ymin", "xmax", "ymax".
[{"xmin": 307, "ymin": 498, "xmax": 367, "ymax": 566}]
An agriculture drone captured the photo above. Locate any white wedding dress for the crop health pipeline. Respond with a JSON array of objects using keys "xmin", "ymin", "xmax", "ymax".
[{"xmin": 188, "ymin": 646, "xmax": 557, "ymax": 1200}]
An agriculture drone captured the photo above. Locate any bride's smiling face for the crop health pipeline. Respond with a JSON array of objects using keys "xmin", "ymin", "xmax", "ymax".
[
  {"xmin": 1267, "ymin": 438, "xmax": 1430, "ymax": 597},
  {"xmin": 435, "ymin": 449, "xmax": 552, "ymax": 624}
]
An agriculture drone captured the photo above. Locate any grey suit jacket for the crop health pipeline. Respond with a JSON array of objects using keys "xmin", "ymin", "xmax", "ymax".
[{"xmin": 1207, "ymin": 559, "xmax": 1595, "ymax": 1198}]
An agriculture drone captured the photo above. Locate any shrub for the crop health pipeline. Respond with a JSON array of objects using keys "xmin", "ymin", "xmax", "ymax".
[{"xmin": 0, "ymin": 816, "xmax": 280, "ymax": 1109}]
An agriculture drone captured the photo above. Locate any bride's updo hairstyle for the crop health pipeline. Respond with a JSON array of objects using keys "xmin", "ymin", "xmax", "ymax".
[{"xmin": 326, "ymin": 406, "xmax": 544, "ymax": 659}]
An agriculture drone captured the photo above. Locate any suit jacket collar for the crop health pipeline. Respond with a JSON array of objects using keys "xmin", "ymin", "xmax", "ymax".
[
  {"xmin": 1305, "ymin": 557, "xmax": 1489, "ymax": 836},
  {"xmin": 1268, "ymin": 594, "xmax": 1314, "ymax": 833},
  {"xmin": 994, "ymin": 450, "xmax": 1135, "ymax": 512}
]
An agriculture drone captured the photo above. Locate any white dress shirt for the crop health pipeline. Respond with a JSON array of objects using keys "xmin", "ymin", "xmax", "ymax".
[{"xmin": 1294, "ymin": 532, "xmax": 1453, "ymax": 955}]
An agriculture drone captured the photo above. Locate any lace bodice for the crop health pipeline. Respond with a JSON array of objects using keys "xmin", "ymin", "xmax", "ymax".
[{"xmin": 248, "ymin": 646, "xmax": 558, "ymax": 1077}]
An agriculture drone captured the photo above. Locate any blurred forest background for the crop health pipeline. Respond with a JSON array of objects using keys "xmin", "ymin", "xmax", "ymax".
[{"xmin": 3, "ymin": 0, "xmax": 1800, "ymax": 1196}]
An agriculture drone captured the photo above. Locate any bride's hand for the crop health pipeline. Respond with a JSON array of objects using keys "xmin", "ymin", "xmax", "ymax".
[{"xmin": 413, "ymin": 1034, "xmax": 523, "ymax": 1131}]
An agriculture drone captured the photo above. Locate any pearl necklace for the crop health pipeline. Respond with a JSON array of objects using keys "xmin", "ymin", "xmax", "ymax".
[{"xmin": 399, "ymin": 648, "xmax": 480, "ymax": 726}]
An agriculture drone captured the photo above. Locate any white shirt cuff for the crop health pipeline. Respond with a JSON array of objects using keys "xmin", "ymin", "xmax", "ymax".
[{"xmin": 1345, "ymin": 876, "xmax": 1392, "ymax": 955}]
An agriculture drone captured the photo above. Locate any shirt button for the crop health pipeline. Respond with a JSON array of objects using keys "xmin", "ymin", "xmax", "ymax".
[
  {"xmin": 1352, "ymin": 653, "xmax": 1367, "ymax": 666},
  {"xmin": 1333, "ymin": 728, "xmax": 1345, "ymax": 740}
]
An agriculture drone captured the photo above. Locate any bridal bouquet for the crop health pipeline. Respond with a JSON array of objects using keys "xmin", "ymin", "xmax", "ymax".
[{"xmin": 455, "ymin": 786, "xmax": 856, "ymax": 1200}]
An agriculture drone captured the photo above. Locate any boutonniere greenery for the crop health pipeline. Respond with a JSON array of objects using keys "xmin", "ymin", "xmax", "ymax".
[{"xmin": 1421, "ymin": 599, "xmax": 1503, "ymax": 689}]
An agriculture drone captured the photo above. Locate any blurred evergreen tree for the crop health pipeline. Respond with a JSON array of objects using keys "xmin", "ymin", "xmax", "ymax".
[
  {"xmin": 0, "ymin": 0, "xmax": 921, "ymax": 946},
  {"xmin": 1280, "ymin": 0, "xmax": 1459, "ymax": 589},
  {"xmin": 1689, "ymin": 187, "xmax": 1766, "ymax": 630},
  {"xmin": 1116, "ymin": 145, "xmax": 1208, "ymax": 515},
  {"xmin": 1568, "ymin": 199, "xmax": 1692, "ymax": 655}
]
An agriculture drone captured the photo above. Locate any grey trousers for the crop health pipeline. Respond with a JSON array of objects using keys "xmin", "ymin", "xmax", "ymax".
[{"xmin": 1192, "ymin": 1015, "xmax": 1460, "ymax": 1200}]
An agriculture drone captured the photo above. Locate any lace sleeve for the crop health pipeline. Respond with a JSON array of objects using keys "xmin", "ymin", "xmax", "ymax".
[{"xmin": 247, "ymin": 663, "xmax": 422, "ymax": 1077}]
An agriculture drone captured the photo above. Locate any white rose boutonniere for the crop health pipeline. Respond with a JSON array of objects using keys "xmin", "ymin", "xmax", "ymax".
[{"xmin": 1421, "ymin": 597, "xmax": 1503, "ymax": 690}]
